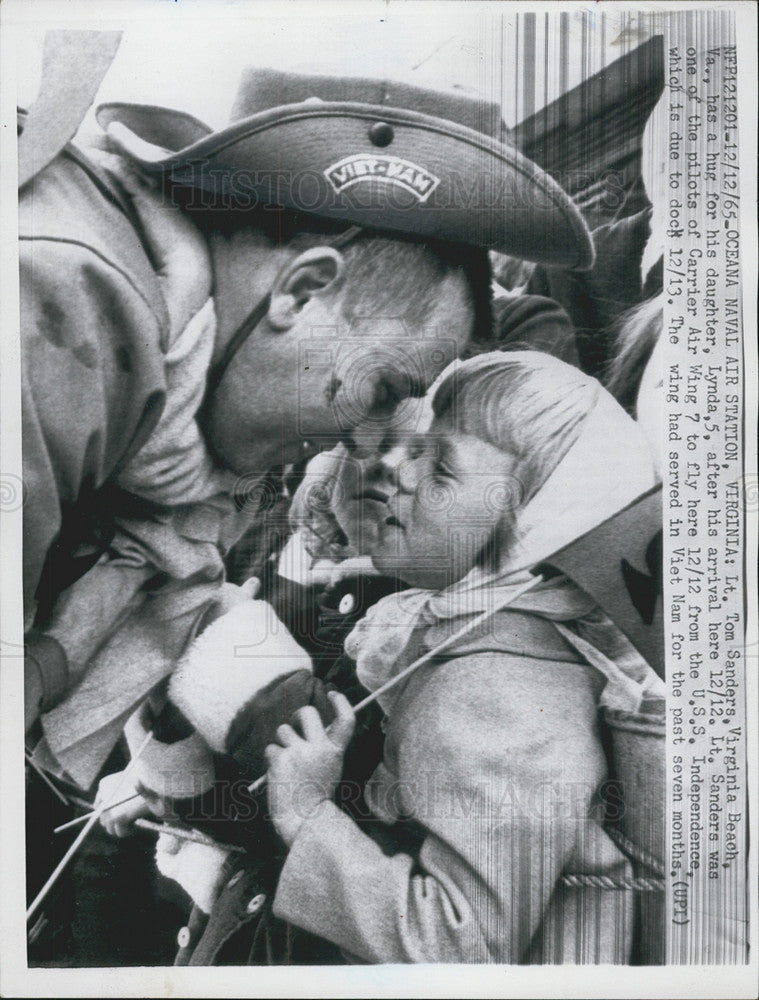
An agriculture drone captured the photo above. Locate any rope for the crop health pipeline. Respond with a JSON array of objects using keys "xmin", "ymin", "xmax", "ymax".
[
  {"xmin": 604, "ymin": 824, "xmax": 665, "ymax": 876},
  {"xmin": 560, "ymin": 873, "xmax": 665, "ymax": 892}
]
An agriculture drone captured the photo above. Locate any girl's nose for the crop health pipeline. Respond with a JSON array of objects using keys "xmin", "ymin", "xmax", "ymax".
[
  {"xmin": 392, "ymin": 433, "xmax": 427, "ymax": 492},
  {"xmin": 361, "ymin": 447, "xmax": 396, "ymax": 490},
  {"xmin": 377, "ymin": 444, "xmax": 406, "ymax": 482}
]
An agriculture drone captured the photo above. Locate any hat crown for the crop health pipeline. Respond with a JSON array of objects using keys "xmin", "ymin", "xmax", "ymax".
[
  {"xmin": 229, "ymin": 66, "xmax": 508, "ymax": 141},
  {"xmin": 97, "ymin": 66, "xmax": 593, "ymax": 268}
]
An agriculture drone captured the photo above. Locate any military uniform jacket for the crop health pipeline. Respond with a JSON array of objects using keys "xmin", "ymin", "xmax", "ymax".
[{"xmin": 19, "ymin": 139, "xmax": 171, "ymax": 625}]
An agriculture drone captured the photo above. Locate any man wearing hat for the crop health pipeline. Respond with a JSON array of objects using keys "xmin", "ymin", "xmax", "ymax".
[
  {"xmin": 21, "ymin": 56, "xmax": 594, "ymax": 751},
  {"xmin": 18, "ymin": 36, "xmax": 595, "ymax": 964}
]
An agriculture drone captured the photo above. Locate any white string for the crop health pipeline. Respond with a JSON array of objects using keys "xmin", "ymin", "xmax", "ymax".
[
  {"xmin": 24, "ymin": 749, "xmax": 70, "ymax": 807},
  {"xmin": 26, "ymin": 730, "xmax": 153, "ymax": 922},
  {"xmin": 248, "ymin": 575, "xmax": 544, "ymax": 793}
]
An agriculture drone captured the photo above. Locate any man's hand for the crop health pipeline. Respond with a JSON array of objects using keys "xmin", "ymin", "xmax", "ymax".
[
  {"xmin": 289, "ymin": 445, "xmax": 357, "ymax": 562},
  {"xmin": 265, "ymin": 691, "xmax": 355, "ymax": 847},
  {"xmin": 290, "ymin": 395, "xmax": 432, "ymax": 564}
]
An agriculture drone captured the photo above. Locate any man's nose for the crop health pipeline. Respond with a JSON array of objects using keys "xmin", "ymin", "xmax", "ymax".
[
  {"xmin": 363, "ymin": 445, "xmax": 405, "ymax": 494},
  {"xmin": 370, "ymin": 367, "xmax": 427, "ymax": 416}
]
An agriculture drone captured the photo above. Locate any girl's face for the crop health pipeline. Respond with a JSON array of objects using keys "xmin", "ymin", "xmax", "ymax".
[{"xmin": 369, "ymin": 419, "xmax": 521, "ymax": 589}]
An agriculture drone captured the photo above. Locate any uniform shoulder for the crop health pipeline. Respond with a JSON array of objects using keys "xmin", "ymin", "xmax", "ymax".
[
  {"xmin": 395, "ymin": 647, "xmax": 604, "ymax": 771},
  {"xmin": 19, "ymin": 149, "xmax": 168, "ymax": 332},
  {"xmin": 427, "ymin": 646, "xmax": 599, "ymax": 716}
]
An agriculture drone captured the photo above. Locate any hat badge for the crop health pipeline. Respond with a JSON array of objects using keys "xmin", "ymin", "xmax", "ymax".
[{"xmin": 324, "ymin": 151, "xmax": 441, "ymax": 203}]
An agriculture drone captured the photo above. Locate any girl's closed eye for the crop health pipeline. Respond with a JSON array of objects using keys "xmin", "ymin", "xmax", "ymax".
[
  {"xmin": 405, "ymin": 436, "xmax": 426, "ymax": 461},
  {"xmin": 433, "ymin": 458, "xmax": 455, "ymax": 481}
]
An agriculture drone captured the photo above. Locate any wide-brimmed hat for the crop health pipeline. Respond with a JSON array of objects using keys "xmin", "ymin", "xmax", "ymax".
[{"xmin": 97, "ymin": 67, "xmax": 594, "ymax": 269}]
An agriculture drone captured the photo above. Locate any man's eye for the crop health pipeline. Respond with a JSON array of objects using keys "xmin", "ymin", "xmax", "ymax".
[{"xmin": 373, "ymin": 378, "xmax": 404, "ymax": 411}]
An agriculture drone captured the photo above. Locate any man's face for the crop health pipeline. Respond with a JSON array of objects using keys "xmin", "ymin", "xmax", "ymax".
[
  {"xmin": 208, "ymin": 256, "xmax": 474, "ymax": 474},
  {"xmin": 289, "ymin": 287, "xmax": 471, "ymax": 459}
]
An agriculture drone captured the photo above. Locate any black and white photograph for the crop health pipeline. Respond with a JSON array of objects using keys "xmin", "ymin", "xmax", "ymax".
[{"xmin": 0, "ymin": 1, "xmax": 756, "ymax": 996}]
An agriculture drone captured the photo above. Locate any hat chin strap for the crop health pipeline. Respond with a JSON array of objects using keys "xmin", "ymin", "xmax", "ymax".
[
  {"xmin": 197, "ymin": 289, "xmax": 272, "ymax": 471},
  {"xmin": 204, "ymin": 290, "xmax": 271, "ymax": 404},
  {"xmin": 202, "ymin": 224, "xmax": 364, "ymax": 408}
]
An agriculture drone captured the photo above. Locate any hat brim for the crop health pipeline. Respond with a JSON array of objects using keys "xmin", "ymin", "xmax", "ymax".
[
  {"xmin": 97, "ymin": 101, "xmax": 594, "ymax": 269},
  {"xmin": 97, "ymin": 102, "xmax": 213, "ymax": 151}
]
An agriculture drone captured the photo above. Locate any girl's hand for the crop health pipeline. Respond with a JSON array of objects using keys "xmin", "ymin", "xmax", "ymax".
[
  {"xmin": 265, "ymin": 691, "xmax": 355, "ymax": 847},
  {"xmin": 95, "ymin": 769, "xmax": 153, "ymax": 839}
]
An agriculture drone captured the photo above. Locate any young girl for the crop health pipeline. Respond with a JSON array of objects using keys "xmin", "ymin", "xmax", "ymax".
[
  {"xmin": 109, "ymin": 350, "xmax": 663, "ymax": 964},
  {"xmin": 263, "ymin": 350, "xmax": 665, "ymax": 964}
]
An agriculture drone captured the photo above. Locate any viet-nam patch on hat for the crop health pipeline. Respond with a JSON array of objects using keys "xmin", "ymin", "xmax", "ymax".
[{"xmin": 97, "ymin": 67, "xmax": 594, "ymax": 269}]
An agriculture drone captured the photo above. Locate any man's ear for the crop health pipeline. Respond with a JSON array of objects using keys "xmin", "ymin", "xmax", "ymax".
[{"xmin": 268, "ymin": 247, "xmax": 345, "ymax": 331}]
